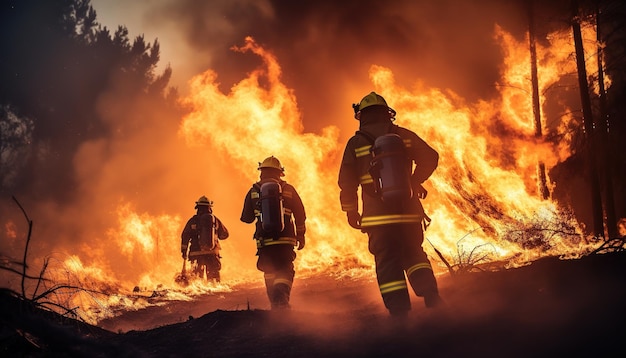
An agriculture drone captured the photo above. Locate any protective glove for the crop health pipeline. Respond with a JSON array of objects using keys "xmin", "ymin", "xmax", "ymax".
[
  {"xmin": 414, "ymin": 183, "xmax": 428, "ymax": 199},
  {"xmin": 296, "ymin": 235, "xmax": 306, "ymax": 250},
  {"xmin": 347, "ymin": 211, "xmax": 361, "ymax": 229}
]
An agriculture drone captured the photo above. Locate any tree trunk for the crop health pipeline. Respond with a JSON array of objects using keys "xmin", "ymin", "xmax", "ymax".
[
  {"xmin": 571, "ymin": 0, "xmax": 604, "ymax": 238},
  {"xmin": 528, "ymin": 0, "xmax": 550, "ymax": 200},
  {"xmin": 595, "ymin": 4, "xmax": 617, "ymax": 238}
]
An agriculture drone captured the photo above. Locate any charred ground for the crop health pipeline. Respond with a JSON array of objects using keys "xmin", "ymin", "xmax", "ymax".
[{"xmin": 2, "ymin": 251, "xmax": 626, "ymax": 357}]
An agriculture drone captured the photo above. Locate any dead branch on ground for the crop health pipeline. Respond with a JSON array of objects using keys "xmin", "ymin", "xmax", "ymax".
[
  {"xmin": 589, "ymin": 236, "xmax": 626, "ymax": 255},
  {"xmin": 427, "ymin": 228, "xmax": 496, "ymax": 276}
]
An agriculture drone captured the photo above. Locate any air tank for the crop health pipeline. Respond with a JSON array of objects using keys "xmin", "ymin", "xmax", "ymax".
[
  {"xmin": 198, "ymin": 213, "xmax": 215, "ymax": 249},
  {"xmin": 259, "ymin": 181, "xmax": 285, "ymax": 233},
  {"xmin": 370, "ymin": 133, "xmax": 413, "ymax": 202}
]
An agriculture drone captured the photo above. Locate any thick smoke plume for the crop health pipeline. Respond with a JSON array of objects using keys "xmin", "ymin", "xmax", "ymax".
[{"xmin": 147, "ymin": 0, "xmax": 539, "ymax": 133}]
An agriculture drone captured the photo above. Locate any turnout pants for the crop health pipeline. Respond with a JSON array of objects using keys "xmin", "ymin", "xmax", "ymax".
[
  {"xmin": 367, "ymin": 222, "xmax": 439, "ymax": 315},
  {"xmin": 192, "ymin": 254, "xmax": 221, "ymax": 282},
  {"xmin": 257, "ymin": 244, "xmax": 296, "ymax": 309}
]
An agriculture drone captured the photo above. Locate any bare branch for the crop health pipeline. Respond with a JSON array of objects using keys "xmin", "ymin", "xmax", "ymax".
[
  {"xmin": 426, "ymin": 238, "xmax": 454, "ymax": 275},
  {"xmin": 12, "ymin": 196, "xmax": 33, "ymax": 298},
  {"xmin": 0, "ymin": 265, "xmax": 48, "ymax": 281},
  {"xmin": 33, "ymin": 300, "xmax": 81, "ymax": 319},
  {"xmin": 32, "ymin": 257, "xmax": 51, "ymax": 300},
  {"xmin": 30, "ymin": 284, "xmax": 105, "ymax": 303}
]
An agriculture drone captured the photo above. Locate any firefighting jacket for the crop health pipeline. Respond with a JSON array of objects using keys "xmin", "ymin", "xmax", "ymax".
[
  {"xmin": 240, "ymin": 178, "xmax": 306, "ymax": 247},
  {"xmin": 181, "ymin": 213, "xmax": 229, "ymax": 257},
  {"xmin": 338, "ymin": 121, "xmax": 438, "ymax": 228}
]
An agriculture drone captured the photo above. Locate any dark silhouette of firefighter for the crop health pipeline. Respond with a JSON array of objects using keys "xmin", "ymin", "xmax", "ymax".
[
  {"xmin": 181, "ymin": 196, "xmax": 229, "ymax": 282},
  {"xmin": 338, "ymin": 91, "xmax": 443, "ymax": 317},
  {"xmin": 240, "ymin": 156, "xmax": 306, "ymax": 309}
]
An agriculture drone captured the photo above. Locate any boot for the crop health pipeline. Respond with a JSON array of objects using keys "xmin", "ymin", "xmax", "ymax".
[
  {"xmin": 271, "ymin": 283, "xmax": 291, "ymax": 310},
  {"xmin": 424, "ymin": 292, "xmax": 444, "ymax": 308}
]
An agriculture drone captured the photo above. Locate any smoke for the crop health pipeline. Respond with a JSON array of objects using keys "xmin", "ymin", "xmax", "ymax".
[{"xmin": 142, "ymin": 0, "xmax": 539, "ymax": 134}]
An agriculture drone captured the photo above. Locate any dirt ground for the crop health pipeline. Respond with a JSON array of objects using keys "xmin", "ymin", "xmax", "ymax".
[{"xmin": 2, "ymin": 251, "xmax": 626, "ymax": 357}]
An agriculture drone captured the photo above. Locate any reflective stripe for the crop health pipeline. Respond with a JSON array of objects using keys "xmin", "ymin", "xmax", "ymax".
[
  {"xmin": 189, "ymin": 249, "xmax": 219, "ymax": 256},
  {"xmin": 379, "ymin": 280, "xmax": 408, "ymax": 295},
  {"xmin": 406, "ymin": 262, "xmax": 433, "ymax": 277},
  {"xmin": 283, "ymin": 190, "xmax": 293, "ymax": 199},
  {"xmin": 355, "ymin": 145, "xmax": 372, "ymax": 158},
  {"xmin": 359, "ymin": 173, "xmax": 373, "ymax": 184},
  {"xmin": 361, "ymin": 214, "xmax": 423, "ymax": 227},
  {"xmin": 342, "ymin": 203, "xmax": 358, "ymax": 211},
  {"xmin": 251, "ymin": 192, "xmax": 260, "ymax": 199},
  {"xmin": 273, "ymin": 278, "xmax": 293, "ymax": 287},
  {"xmin": 256, "ymin": 237, "xmax": 297, "ymax": 248},
  {"xmin": 256, "ymin": 208, "xmax": 289, "ymax": 216},
  {"xmin": 356, "ymin": 139, "xmax": 409, "ymax": 156}
]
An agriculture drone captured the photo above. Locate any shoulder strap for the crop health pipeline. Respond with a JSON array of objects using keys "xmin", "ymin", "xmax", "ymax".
[{"xmin": 355, "ymin": 130, "xmax": 376, "ymax": 144}]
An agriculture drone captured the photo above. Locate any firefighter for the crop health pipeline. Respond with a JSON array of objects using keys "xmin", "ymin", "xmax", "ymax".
[
  {"xmin": 181, "ymin": 196, "xmax": 229, "ymax": 282},
  {"xmin": 240, "ymin": 156, "xmax": 306, "ymax": 310},
  {"xmin": 338, "ymin": 91, "xmax": 443, "ymax": 317}
]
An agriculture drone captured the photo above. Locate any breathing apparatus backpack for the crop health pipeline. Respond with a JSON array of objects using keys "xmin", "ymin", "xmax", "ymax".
[
  {"xmin": 197, "ymin": 212, "xmax": 216, "ymax": 250},
  {"xmin": 360, "ymin": 131, "xmax": 414, "ymax": 203},
  {"xmin": 258, "ymin": 180, "xmax": 285, "ymax": 233}
]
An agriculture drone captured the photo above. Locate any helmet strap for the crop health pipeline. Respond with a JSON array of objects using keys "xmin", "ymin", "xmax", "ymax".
[
  {"xmin": 352, "ymin": 103, "xmax": 361, "ymax": 120},
  {"xmin": 389, "ymin": 108, "xmax": 397, "ymax": 121}
]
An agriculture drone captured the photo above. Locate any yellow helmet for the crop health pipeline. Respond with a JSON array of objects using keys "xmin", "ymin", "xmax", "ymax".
[
  {"xmin": 258, "ymin": 156, "xmax": 285, "ymax": 176},
  {"xmin": 353, "ymin": 91, "xmax": 396, "ymax": 120},
  {"xmin": 195, "ymin": 196, "xmax": 213, "ymax": 208},
  {"xmin": 356, "ymin": 92, "xmax": 388, "ymax": 111}
]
